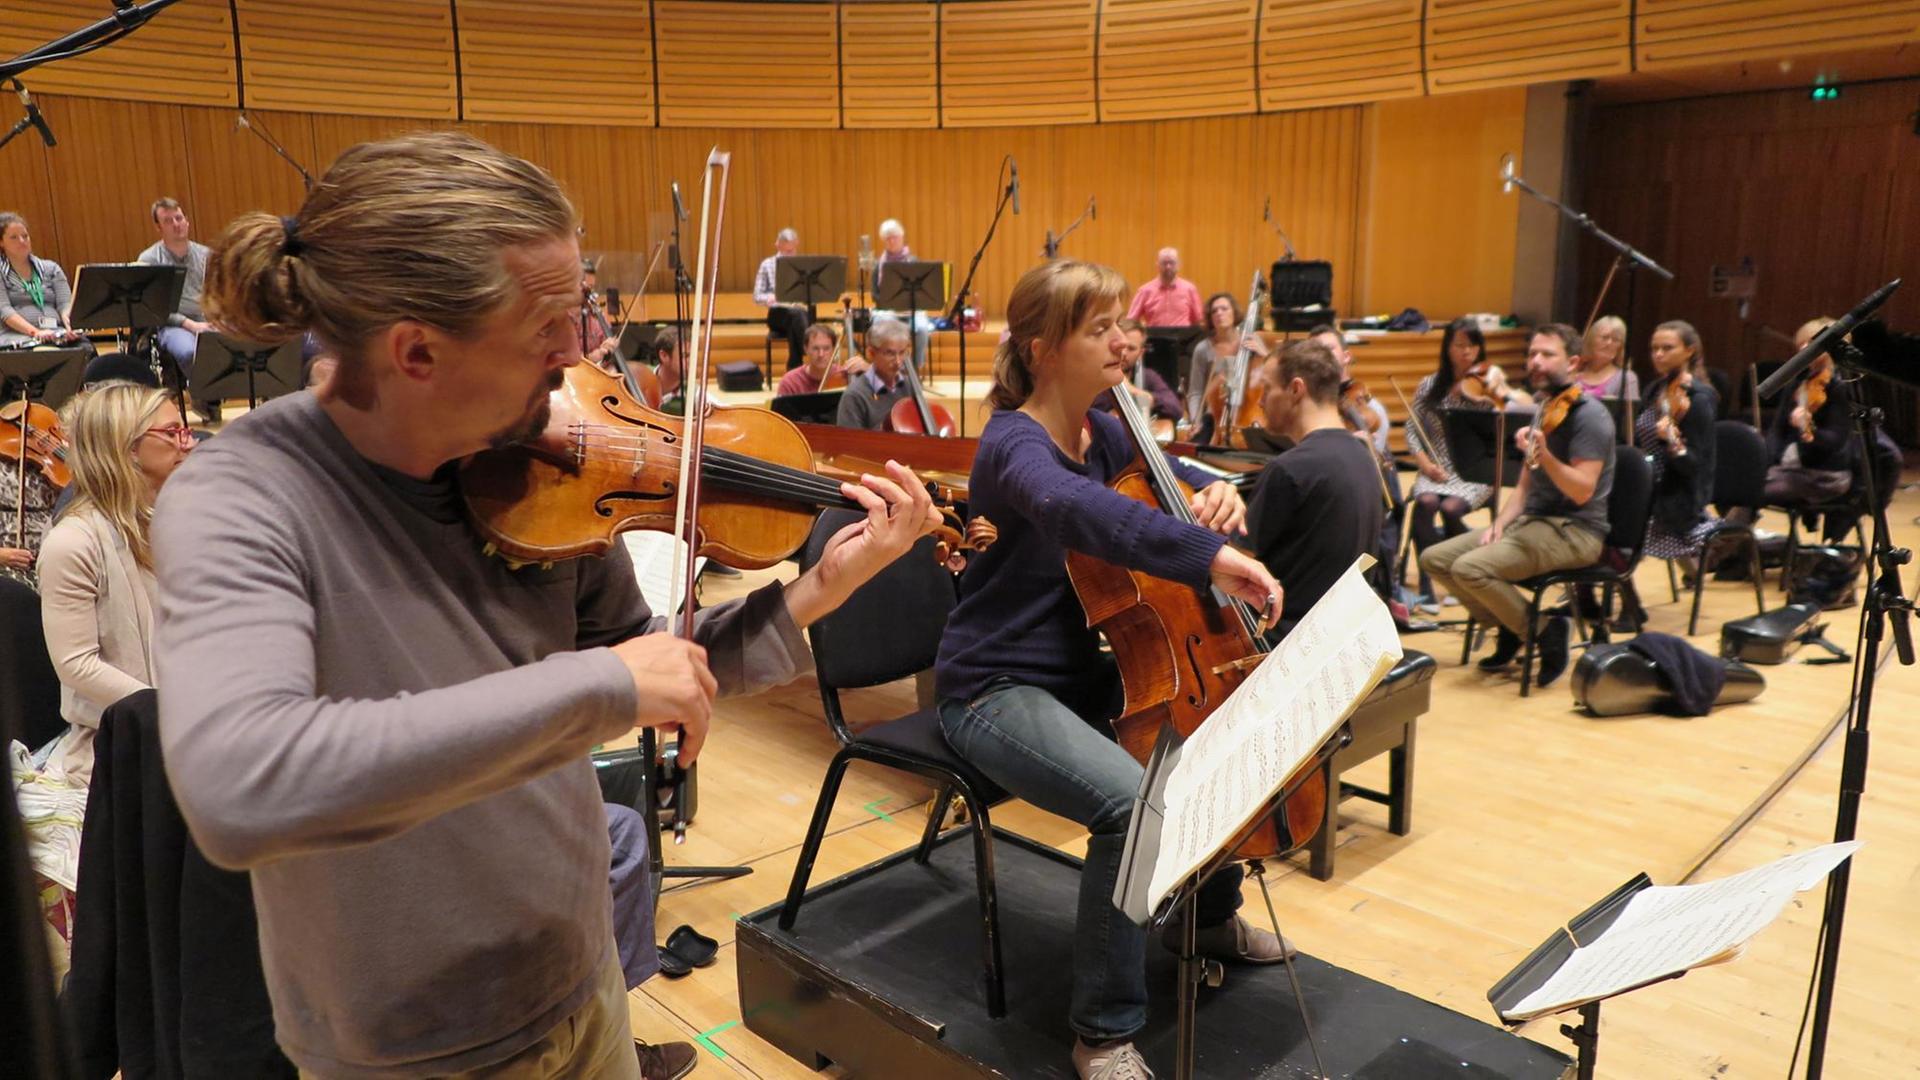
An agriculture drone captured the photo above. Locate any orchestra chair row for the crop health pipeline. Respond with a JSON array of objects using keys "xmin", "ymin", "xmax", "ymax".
[
  {"xmin": 779, "ymin": 508, "xmax": 1012, "ymax": 1018},
  {"xmin": 1458, "ymin": 445, "xmax": 1653, "ymax": 697}
]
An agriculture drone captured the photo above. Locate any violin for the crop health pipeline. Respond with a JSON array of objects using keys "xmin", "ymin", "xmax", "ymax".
[
  {"xmin": 884, "ymin": 351, "xmax": 957, "ymax": 437},
  {"xmin": 1338, "ymin": 378, "xmax": 1396, "ymax": 508},
  {"xmin": 1794, "ymin": 355, "xmax": 1832, "ymax": 443},
  {"xmin": 1456, "ymin": 362, "xmax": 1517, "ymax": 406},
  {"xmin": 1201, "ymin": 271, "xmax": 1267, "ymax": 448},
  {"xmin": 1522, "ymin": 383, "xmax": 1583, "ymax": 469},
  {"xmin": 2, "ymin": 399, "xmax": 70, "ymax": 490},
  {"xmin": 1066, "ymin": 382, "xmax": 1332, "ymax": 860},
  {"xmin": 1657, "ymin": 371, "xmax": 1691, "ymax": 451}
]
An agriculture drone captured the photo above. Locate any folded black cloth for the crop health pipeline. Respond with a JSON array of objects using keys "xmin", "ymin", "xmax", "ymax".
[{"xmin": 1626, "ymin": 632, "xmax": 1728, "ymax": 717}]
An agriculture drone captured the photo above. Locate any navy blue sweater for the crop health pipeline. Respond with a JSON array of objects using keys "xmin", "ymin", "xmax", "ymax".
[{"xmin": 934, "ymin": 408, "xmax": 1226, "ymax": 711}]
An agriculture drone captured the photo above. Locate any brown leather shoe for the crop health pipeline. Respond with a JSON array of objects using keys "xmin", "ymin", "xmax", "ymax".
[
  {"xmin": 1188, "ymin": 915, "xmax": 1297, "ymax": 965},
  {"xmin": 636, "ymin": 1039, "xmax": 698, "ymax": 1080}
]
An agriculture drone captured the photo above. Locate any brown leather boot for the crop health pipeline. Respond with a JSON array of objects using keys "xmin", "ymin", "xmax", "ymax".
[{"xmin": 636, "ymin": 1039, "xmax": 698, "ymax": 1080}]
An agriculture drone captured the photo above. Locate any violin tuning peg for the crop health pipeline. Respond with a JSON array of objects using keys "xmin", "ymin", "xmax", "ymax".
[{"xmin": 481, "ymin": 542, "xmax": 497, "ymax": 557}]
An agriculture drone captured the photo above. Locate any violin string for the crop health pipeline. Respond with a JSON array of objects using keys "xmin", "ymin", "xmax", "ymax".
[{"xmin": 570, "ymin": 435, "xmax": 857, "ymax": 506}]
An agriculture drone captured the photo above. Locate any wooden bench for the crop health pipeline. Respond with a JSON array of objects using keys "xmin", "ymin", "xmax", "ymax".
[{"xmin": 1307, "ymin": 648, "xmax": 1434, "ymax": 880}]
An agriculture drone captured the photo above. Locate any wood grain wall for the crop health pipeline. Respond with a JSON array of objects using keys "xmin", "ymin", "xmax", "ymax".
[{"xmin": 0, "ymin": 82, "xmax": 1546, "ymax": 320}]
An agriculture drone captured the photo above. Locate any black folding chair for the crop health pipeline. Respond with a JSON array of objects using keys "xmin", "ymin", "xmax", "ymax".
[
  {"xmin": 0, "ymin": 577, "xmax": 63, "ymax": 752},
  {"xmin": 777, "ymin": 509, "xmax": 1011, "ymax": 1017},
  {"xmin": 1461, "ymin": 446, "xmax": 1654, "ymax": 697},
  {"xmin": 1677, "ymin": 421, "xmax": 1769, "ymax": 635}
]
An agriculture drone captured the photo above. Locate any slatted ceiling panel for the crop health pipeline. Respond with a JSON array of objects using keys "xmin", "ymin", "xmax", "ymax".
[
  {"xmin": 940, "ymin": 0, "xmax": 1099, "ymax": 128},
  {"xmin": 1098, "ymin": 0, "xmax": 1257, "ymax": 122},
  {"xmin": 1259, "ymin": 0, "xmax": 1425, "ymax": 111},
  {"xmin": 235, "ymin": 0, "xmax": 457, "ymax": 119},
  {"xmin": 840, "ymin": 2, "xmax": 939, "ymax": 129},
  {"xmin": 653, "ymin": 2, "xmax": 839, "ymax": 128},
  {"xmin": 1425, "ymin": 0, "xmax": 1632, "ymax": 96},
  {"xmin": 0, "ymin": 0, "xmax": 239, "ymax": 108},
  {"xmin": 1636, "ymin": 0, "xmax": 1920, "ymax": 71},
  {"xmin": 459, "ymin": 0, "xmax": 654, "ymax": 126}
]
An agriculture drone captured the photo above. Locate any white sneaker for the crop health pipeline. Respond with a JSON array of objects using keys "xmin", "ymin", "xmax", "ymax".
[
  {"xmin": 1073, "ymin": 1038, "xmax": 1155, "ymax": 1080},
  {"xmin": 1440, "ymin": 595, "xmax": 1461, "ymax": 607}
]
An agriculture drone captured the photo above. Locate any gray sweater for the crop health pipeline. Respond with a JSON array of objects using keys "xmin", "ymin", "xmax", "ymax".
[{"xmin": 152, "ymin": 392, "xmax": 810, "ymax": 1076}]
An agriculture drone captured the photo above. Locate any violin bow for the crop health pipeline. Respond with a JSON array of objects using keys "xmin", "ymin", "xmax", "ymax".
[{"xmin": 667, "ymin": 147, "xmax": 732, "ymax": 637}]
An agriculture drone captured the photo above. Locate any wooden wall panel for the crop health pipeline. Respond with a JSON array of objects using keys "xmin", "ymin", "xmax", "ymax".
[
  {"xmin": 0, "ymin": 0, "xmax": 238, "ymax": 108},
  {"xmin": 1098, "ymin": 0, "xmax": 1258, "ymax": 122},
  {"xmin": 654, "ymin": 2, "xmax": 840, "ymax": 128},
  {"xmin": 39, "ymin": 96, "xmax": 193, "ymax": 272},
  {"xmin": 839, "ymin": 2, "xmax": 939, "ymax": 129},
  {"xmin": 235, "ymin": 0, "xmax": 457, "ymax": 119},
  {"xmin": 1359, "ymin": 87, "xmax": 1527, "ymax": 318},
  {"xmin": 1581, "ymin": 79, "xmax": 1920, "ymax": 395},
  {"xmin": 940, "ymin": 1, "xmax": 1098, "ymax": 127},
  {"xmin": 180, "ymin": 107, "xmax": 314, "ymax": 241},
  {"xmin": 1426, "ymin": 0, "xmax": 1632, "ymax": 95},
  {"xmin": 1636, "ymin": 0, "xmax": 1920, "ymax": 71},
  {"xmin": 1259, "ymin": 0, "xmax": 1425, "ymax": 111},
  {"xmin": 460, "ymin": 0, "xmax": 655, "ymax": 125}
]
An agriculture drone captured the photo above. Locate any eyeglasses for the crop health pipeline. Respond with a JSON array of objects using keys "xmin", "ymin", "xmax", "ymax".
[
  {"xmin": 868, "ymin": 346, "xmax": 909, "ymax": 360},
  {"xmin": 139, "ymin": 424, "xmax": 195, "ymax": 447}
]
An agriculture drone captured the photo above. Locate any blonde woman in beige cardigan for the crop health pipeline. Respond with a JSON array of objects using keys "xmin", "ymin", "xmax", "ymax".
[{"xmin": 39, "ymin": 382, "xmax": 192, "ymax": 784}]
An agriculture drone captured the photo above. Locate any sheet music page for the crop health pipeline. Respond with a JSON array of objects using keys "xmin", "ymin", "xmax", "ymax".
[
  {"xmin": 1144, "ymin": 556, "xmax": 1401, "ymax": 907},
  {"xmin": 1508, "ymin": 841, "xmax": 1860, "ymax": 1019},
  {"xmin": 621, "ymin": 531, "xmax": 706, "ymax": 616}
]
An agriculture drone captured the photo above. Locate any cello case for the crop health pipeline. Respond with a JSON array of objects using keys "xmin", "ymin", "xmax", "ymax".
[
  {"xmin": 1571, "ymin": 643, "xmax": 1765, "ymax": 717},
  {"xmin": 1719, "ymin": 603, "xmax": 1823, "ymax": 665}
]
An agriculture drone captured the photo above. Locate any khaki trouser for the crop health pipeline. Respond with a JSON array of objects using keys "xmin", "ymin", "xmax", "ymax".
[
  {"xmin": 1419, "ymin": 516, "xmax": 1604, "ymax": 635},
  {"xmin": 300, "ymin": 949, "xmax": 640, "ymax": 1080}
]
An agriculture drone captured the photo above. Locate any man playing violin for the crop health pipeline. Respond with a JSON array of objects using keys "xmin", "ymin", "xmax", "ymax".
[
  {"xmin": 937, "ymin": 260, "xmax": 1287, "ymax": 1080},
  {"xmin": 1420, "ymin": 323, "xmax": 1615, "ymax": 687},
  {"xmin": 151, "ymin": 132, "xmax": 941, "ymax": 1080},
  {"xmin": 834, "ymin": 314, "xmax": 913, "ymax": 430}
]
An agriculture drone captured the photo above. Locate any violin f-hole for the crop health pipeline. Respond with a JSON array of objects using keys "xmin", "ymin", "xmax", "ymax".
[{"xmin": 1183, "ymin": 633, "xmax": 1212, "ymax": 709}]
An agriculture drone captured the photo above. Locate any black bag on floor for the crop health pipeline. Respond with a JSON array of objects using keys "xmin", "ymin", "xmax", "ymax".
[
  {"xmin": 1788, "ymin": 545, "xmax": 1862, "ymax": 610},
  {"xmin": 1719, "ymin": 603, "xmax": 1822, "ymax": 665}
]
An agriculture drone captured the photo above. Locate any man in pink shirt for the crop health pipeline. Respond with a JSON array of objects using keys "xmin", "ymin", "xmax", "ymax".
[
  {"xmin": 775, "ymin": 323, "xmax": 869, "ymax": 396},
  {"xmin": 1126, "ymin": 247, "xmax": 1204, "ymax": 326}
]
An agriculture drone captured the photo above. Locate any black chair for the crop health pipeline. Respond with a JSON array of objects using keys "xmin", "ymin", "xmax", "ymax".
[
  {"xmin": 1771, "ymin": 428, "xmax": 1895, "ymax": 594},
  {"xmin": 1676, "ymin": 421, "xmax": 1769, "ymax": 635},
  {"xmin": 777, "ymin": 509, "xmax": 1011, "ymax": 1017},
  {"xmin": 1460, "ymin": 446, "xmax": 1654, "ymax": 697},
  {"xmin": 0, "ymin": 577, "xmax": 64, "ymax": 753}
]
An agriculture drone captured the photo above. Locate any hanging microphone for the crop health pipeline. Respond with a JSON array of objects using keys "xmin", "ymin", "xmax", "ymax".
[
  {"xmin": 1089, "ymin": 196, "xmax": 1096, "ymax": 221},
  {"xmin": 1499, "ymin": 154, "xmax": 1516, "ymax": 193},
  {"xmin": 857, "ymin": 233, "xmax": 873, "ymax": 273},
  {"xmin": 1009, "ymin": 157, "xmax": 1021, "ymax": 215},
  {"xmin": 12, "ymin": 82, "xmax": 55, "ymax": 148},
  {"xmin": 234, "ymin": 111, "xmax": 250, "ymax": 132},
  {"xmin": 670, "ymin": 181, "xmax": 687, "ymax": 222},
  {"xmin": 1756, "ymin": 278, "xmax": 1903, "ymax": 400},
  {"xmin": 1263, "ymin": 196, "xmax": 1271, "ymax": 222}
]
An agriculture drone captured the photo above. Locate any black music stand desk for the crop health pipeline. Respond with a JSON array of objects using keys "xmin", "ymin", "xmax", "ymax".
[{"xmin": 189, "ymin": 332, "xmax": 306, "ymax": 411}]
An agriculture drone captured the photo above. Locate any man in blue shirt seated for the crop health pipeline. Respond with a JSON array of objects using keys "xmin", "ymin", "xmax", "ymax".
[{"xmin": 834, "ymin": 315, "xmax": 913, "ymax": 430}]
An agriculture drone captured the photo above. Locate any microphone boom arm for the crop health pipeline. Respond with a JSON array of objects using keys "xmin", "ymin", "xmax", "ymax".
[
  {"xmin": 238, "ymin": 112, "xmax": 316, "ymax": 192},
  {"xmin": 1502, "ymin": 163, "xmax": 1673, "ymax": 280},
  {"xmin": 1045, "ymin": 196, "xmax": 1097, "ymax": 260}
]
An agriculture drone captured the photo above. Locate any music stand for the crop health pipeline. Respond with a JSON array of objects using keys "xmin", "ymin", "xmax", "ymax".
[
  {"xmin": 69, "ymin": 263, "xmax": 184, "ymax": 334},
  {"xmin": 767, "ymin": 390, "xmax": 844, "ymax": 426},
  {"xmin": 771, "ymin": 255, "xmax": 846, "ymax": 385},
  {"xmin": 1441, "ymin": 405, "xmax": 1531, "ymax": 518},
  {"xmin": 874, "ymin": 260, "xmax": 947, "ymax": 374},
  {"xmin": 189, "ymin": 332, "xmax": 306, "ymax": 411},
  {"xmin": 1146, "ymin": 326, "xmax": 1206, "ymax": 398},
  {"xmin": 1, "ymin": 347, "xmax": 86, "ymax": 548}
]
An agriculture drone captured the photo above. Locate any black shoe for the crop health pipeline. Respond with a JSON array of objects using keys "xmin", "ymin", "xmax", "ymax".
[
  {"xmin": 636, "ymin": 1039, "xmax": 698, "ymax": 1080},
  {"xmin": 1477, "ymin": 626, "xmax": 1522, "ymax": 670},
  {"xmin": 1535, "ymin": 616, "xmax": 1572, "ymax": 687},
  {"xmin": 1609, "ymin": 608, "xmax": 1647, "ymax": 636}
]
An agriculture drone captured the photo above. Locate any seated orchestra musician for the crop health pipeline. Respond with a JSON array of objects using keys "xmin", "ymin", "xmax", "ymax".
[
  {"xmin": 753, "ymin": 227, "xmax": 810, "ymax": 371},
  {"xmin": 1421, "ymin": 323, "xmax": 1615, "ymax": 687},
  {"xmin": 1241, "ymin": 339, "xmax": 1386, "ymax": 641},
  {"xmin": 934, "ymin": 259, "xmax": 1288, "ymax": 1080},
  {"xmin": 775, "ymin": 322, "xmax": 868, "ymax": 397},
  {"xmin": 833, "ymin": 315, "xmax": 912, "ymax": 430},
  {"xmin": 152, "ymin": 131, "xmax": 942, "ymax": 1080},
  {"xmin": 1616, "ymin": 320, "xmax": 1718, "ymax": 627},
  {"xmin": 1313, "ymin": 324, "xmax": 1404, "ymax": 586},
  {"xmin": 0, "ymin": 212, "xmax": 85, "ymax": 350},
  {"xmin": 1, "ymin": 449, "xmax": 57, "ymax": 590},
  {"xmin": 649, "ymin": 325, "xmax": 687, "ymax": 416},
  {"xmin": 1090, "ymin": 317, "xmax": 1183, "ymax": 427},
  {"xmin": 1576, "ymin": 315, "xmax": 1640, "ymax": 401},
  {"xmin": 1185, "ymin": 290, "xmax": 1269, "ymax": 442},
  {"xmin": 577, "ymin": 258, "xmax": 620, "ymax": 374},
  {"xmin": 1762, "ymin": 316, "xmax": 1858, "ymax": 533},
  {"xmin": 136, "ymin": 197, "xmax": 219, "ymax": 417},
  {"xmin": 1125, "ymin": 246, "xmax": 1203, "ymax": 327}
]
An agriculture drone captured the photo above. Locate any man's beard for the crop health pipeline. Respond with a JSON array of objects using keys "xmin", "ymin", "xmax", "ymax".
[{"xmin": 487, "ymin": 369, "xmax": 564, "ymax": 449}]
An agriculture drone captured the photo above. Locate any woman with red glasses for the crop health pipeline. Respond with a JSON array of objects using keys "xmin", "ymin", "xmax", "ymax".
[{"xmin": 36, "ymin": 382, "xmax": 192, "ymax": 784}]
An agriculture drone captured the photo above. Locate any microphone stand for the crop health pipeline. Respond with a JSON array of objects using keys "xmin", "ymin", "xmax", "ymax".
[
  {"xmin": 0, "ymin": 111, "xmax": 37, "ymax": 153},
  {"xmin": 237, "ymin": 112, "xmax": 315, "ymax": 192},
  {"xmin": 946, "ymin": 160, "xmax": 1017, "ymax": 437},
  {"xmin": 0, "ymin": 0, "xmax": 184, "ymax": 81},
  {"xmin": 1043, "ymin": 197, "xmax": 1095, "ymax": 260},
  {"xmin": 1501, "ymin": 163, "xmax": 1673, "ymax": 348}
]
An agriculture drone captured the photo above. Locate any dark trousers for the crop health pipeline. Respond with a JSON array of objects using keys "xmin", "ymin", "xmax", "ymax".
[{"xmin": 768, "ymin": 306, "xmax": 809, "ymax": 369}]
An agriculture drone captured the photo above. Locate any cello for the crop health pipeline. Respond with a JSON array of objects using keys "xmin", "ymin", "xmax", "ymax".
[
  {"xmin": 1066, "ymin": 381, "xmax": 1341, "ymax": 859},
  {"xmin": 885, "ymin": 348, "xmax": 957, "ymax": 437},
  {"xmin": 1200, "ymin": 271, "xmax": 1267, "ymax": 448}
]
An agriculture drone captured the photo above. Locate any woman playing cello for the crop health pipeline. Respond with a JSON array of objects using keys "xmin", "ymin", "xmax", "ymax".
[{"xmin": 934, "ymin": 260, "xmax": 1286, "ymax": 1080}]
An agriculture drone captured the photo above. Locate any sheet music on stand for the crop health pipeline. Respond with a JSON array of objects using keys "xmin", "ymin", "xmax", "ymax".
[
  {"xmin": 1115, "ymin": 556, "xmax": 1403, "ymax": 924},
  {"xmin": 622, "ymin": 531, "xmax": 707, "ymax": 616},
  {"xmin": 1489, "ymin": 841, "xmax": 1861, "ymax": 1024}
]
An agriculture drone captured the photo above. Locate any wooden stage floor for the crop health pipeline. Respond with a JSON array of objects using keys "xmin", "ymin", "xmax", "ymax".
[{"xmin": 617, "ymin": 484, "xmax": 1920, "ymax": 1079}]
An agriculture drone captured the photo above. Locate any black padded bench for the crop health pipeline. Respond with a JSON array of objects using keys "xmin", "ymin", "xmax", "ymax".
[{"xmin": 1307, "ymin": 649, "xmax": 1434, "ymax": 880}]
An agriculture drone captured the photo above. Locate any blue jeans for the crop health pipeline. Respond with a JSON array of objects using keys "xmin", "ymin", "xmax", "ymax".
[
  {"xmin": 156, "ymin": 326, "xmax": 199, "ymax": 380},
  {"xmin": 938, "ymin": 679, "xmax": 1242, "ymax": 1041}
]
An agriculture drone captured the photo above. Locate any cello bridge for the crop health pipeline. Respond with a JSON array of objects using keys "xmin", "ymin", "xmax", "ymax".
[{"xmin": 1210, "ymin": 656, "xmax": 1264, "ymax": 677}]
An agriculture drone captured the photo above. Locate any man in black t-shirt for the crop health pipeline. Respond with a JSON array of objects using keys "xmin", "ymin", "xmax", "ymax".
[
  {"xmin": 1241, "ymin": 340, "xmax": 1385, "ymax": 639},
  {"xmin": 1421, "ymin": 324, "xmax": 1615, "ymax": 686}
]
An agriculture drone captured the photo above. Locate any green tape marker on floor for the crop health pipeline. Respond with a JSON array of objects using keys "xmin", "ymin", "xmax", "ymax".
[
  {"xmin": 694, "ymin": 1019, "xmax": 740, "ymax": 1059},
  {"xmin": 862, "ymin": 798, "xmax": 894, "ymax": 822}
]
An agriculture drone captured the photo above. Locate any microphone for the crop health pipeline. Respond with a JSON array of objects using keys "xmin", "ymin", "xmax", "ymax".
[
  {"xmin": 234, "ymin": 111, "xmax": 250, "ymax": 131},
  {"xmin": 1089, "ymin": 196, "xmax": 1096, "ymax": 221},
  {"xmin": 12, "ymin": 82, "xmax": 55, "ymax": 148},
  {"xmin": 1009, "ymin": 157, "xmax": 1021, "ymax": 215},
  {"xmin": 1263, "ymin": 196, "xmax": 1271, "ymax": 222},
  {"xmin": 857, "ymin": 233, "xmax": 873, "ymax": 273},
  {"xmin": 670, "ymin": 181, "xmax": 687, "ymax": 222},
  {"xmin": 1757, "ymin": 278, "xmax": 1903, "ymax": 400},
  {"xmin": 1499, "ymin": 154, "xmax": 1516, "ymax": 193}
]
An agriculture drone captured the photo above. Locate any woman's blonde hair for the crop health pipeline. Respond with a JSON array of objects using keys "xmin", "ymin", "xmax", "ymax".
[
  {"xmin": 988, "ymin": 260, "xmax": 1128, "ymax": 411},
  {"xmin": 57, "ymin": 381, "xmax": 171, "ymax": 569},
  {"xmin": 1589, "ymin": 315, "xmax": 1627, "ymax": 349},
  {"xmin": 203, "ymin": 130, "xmax": 578, "ymax": 409}
]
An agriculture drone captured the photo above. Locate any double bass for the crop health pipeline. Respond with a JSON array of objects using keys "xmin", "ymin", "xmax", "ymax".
[
  {"xmin": 1201, "ymin": 271, "xmax": 1267, "ymax": 448},
  {"xmin": 885, "ymin": 347, "xmax": 957, "ymax": 437},
  {"xmin": 1066, "ymin": 381, "xmax": 1341, "ymax": 859}
]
